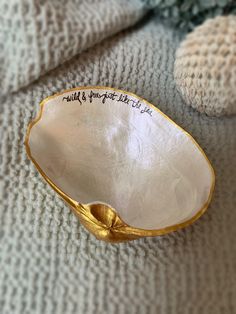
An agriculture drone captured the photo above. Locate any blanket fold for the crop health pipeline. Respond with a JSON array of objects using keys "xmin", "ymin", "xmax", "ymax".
[{"xmin": 0, "ymin": 0, "xmax": 146, "ymax": 95}]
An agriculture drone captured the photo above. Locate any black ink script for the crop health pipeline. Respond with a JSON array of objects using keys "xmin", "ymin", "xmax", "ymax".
[
  {"xmin": 140, "ymin": 106, "xmax": 152, "ymax": 116},
  {"xmin": 117, "ymin": 94, "xmax": 141, "ymax": 108},
  {"xmin": 88, "ymin": 90, "xmax": 118, "ymax": 104},
  {"xmin": 62, "ymin": 91, "xmax": 86, "ymax": 104},
  {"xmin": 117, "ymin": 93, "xmax": 152, "ymax": 116}
]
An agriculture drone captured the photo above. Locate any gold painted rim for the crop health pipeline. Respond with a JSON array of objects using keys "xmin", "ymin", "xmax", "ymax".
[{"xmin": 25, "ymin": 86, "xmax": 215, "ymax": 241}]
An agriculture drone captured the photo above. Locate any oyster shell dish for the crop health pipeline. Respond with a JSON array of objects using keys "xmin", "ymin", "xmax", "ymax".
[{"xmin": 25, "ymin": 87, "xmax": 215, "ymax": 242}]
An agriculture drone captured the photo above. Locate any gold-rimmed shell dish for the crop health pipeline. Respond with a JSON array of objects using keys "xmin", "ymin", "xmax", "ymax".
[{"xmin": 25, "ymin": 87, "xmax": 215, "ymax": 242}]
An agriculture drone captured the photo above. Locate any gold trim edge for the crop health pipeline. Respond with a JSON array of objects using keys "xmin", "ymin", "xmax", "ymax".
[{"xmin": 25, "ymin": 86, "xmax": 216, "ymax": 243}]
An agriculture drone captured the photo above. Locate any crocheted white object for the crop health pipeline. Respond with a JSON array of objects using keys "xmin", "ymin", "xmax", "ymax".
[{"xmin": 174, "ymin": 15, "xmax": 236, "ymax": 117}]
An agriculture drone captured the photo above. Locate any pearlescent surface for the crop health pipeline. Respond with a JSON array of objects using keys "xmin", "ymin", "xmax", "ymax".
[{"xmin": 28, "ymin": 88, "xmax": 214, "ymax": 230}]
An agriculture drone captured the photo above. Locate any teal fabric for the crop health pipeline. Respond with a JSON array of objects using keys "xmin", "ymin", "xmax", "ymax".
[
  {"xmin": 142, "ymin": 0, "xmax": 236, "ymax": 30},
  {"xmin": 0, "ymin": 1, "xmax": 235, "ymax": 313}
]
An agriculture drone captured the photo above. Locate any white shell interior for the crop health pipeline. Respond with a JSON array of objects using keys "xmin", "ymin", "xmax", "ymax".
[{"xmin": 29, "ymin": 88, "xmax": 214, "ymax": 230}]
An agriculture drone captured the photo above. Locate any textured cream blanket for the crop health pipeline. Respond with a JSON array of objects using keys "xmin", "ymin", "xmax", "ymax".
[{"xmin": 0, "ymin": 1, "xmax": 235, "ymax": 313}]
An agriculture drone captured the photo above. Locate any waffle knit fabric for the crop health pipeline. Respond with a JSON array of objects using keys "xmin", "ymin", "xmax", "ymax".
[{"xmin": 0, "ymin": 1, "xmax": 236, "ymax": 314}]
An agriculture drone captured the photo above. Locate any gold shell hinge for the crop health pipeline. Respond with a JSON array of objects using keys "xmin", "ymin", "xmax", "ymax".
[{"xmin": 72, "ymin": 203, "xmax": 142, "ymax": 242}]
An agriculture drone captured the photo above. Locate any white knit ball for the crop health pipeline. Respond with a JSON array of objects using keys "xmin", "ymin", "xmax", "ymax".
[{"xmin": 174, "ymin": 15, "xmax": 236, "ymax": 117}]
